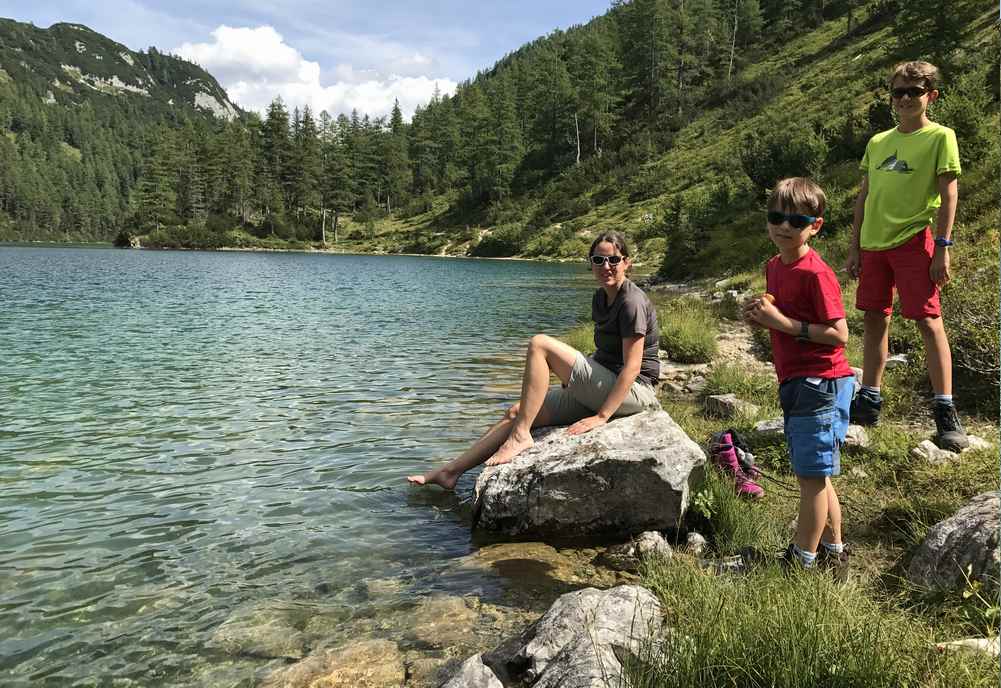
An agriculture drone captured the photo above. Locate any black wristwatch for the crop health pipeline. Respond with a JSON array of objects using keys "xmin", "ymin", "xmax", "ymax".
[{"xmin": 796, "ymin": 320, "xmax": 810, "ymax": 342}]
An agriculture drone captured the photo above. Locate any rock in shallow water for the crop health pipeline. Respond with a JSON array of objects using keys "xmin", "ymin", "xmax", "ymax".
[
  {"xmin": 473, "ymin": 409, "xmax": 705, "ymax": 538},
  {"xmin": 209, "ymin": 601, "xmax": 309, "ymax": 660},
  {"xmin": 260, "ymin": 639, "xmax": 405, "ymax": 688}
]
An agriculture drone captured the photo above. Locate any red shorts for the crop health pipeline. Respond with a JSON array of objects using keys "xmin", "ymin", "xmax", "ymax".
[{"xmin": 856, "ymin": 227, "xmax": 940, "ymax": 320}]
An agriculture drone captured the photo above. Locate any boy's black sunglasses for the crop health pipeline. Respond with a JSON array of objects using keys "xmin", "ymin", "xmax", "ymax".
[
  {"xmin": 590, "ymin": 255, "xmax": 624, "ymax": 266},
  {"xmin": 767, "ymin": 211, "xmax": 817, "ymax": 229},
  {"xmin": 890, "ymin": 86, "xmax": 928, "ymax": 99}
]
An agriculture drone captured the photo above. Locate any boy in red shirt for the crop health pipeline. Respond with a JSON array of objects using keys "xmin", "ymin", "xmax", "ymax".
[{"xmin": 744, "ymin": 178, "xmax": 854, "ymax": 569}]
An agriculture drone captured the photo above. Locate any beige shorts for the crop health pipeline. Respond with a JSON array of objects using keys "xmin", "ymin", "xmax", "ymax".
[{"xmin": 542, "ymin": 352, "xmax": 660, "ymax": 426}]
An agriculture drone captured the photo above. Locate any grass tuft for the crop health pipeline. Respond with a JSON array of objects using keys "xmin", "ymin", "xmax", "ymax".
[
  {"xmin": 658, "ymin": 297, "xmax": 719, "ymax": 363},
  {"xmin": 632, "ymin": 559, "xmax": 998, "ymax": 688}
]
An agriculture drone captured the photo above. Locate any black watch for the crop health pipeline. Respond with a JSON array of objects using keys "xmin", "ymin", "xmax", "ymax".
[{"xmin": 796, "ymin": 320, "xmax": 810, "ymax": 342}]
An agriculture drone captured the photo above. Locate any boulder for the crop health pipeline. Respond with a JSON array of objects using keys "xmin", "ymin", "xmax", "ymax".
[
  {"xmin": 478, "ymin": 585, "xmax": 663, "ymax": 687},
  {"xmin": 911, "ymin": 435, "xmax": 994, "ymax": 465},
  {"xmin": 441, "ymin": 654, "xmax": 503, "ymax": 688},
  {"xmin": 705, "ymin": 394, "xmax": 759, "ymax": 419},
  {"xmin": 473, "ymin": 410, "xmax": 705, "ymax": 538},
  {"xmin": 753, "ymin": 417, "xmax": 785, "ymax": 439},
  {"xmin": 595, "ymin": 532, "xmax": 672, "ymax": 573},
  {"xmin": 908, "ymin": 491, "xmax": 1000, "ymax": 594}
]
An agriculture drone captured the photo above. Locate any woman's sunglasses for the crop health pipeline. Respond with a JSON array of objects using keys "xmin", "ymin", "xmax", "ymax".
[
  {"xmin": 590, "ymin": 255, "xmax": 624, "ymax": 266},
  {"xmin": 767, "ymin": 211, "xmax": 817, "ymax": 229},
  {"xmin": 890, "ymin": 86, "xmax": 928, "ymax": 99}
]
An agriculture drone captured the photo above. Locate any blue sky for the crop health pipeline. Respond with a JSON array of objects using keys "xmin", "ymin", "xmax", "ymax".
[{"xmin": 8, "ymin": 1, "xmax": 613, "ymax": 118}]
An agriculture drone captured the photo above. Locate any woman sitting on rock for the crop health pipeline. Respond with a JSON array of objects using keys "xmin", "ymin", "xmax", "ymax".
[{"xmin": 407, "ymin": 231, "xmax": 661, "ymax": 490}]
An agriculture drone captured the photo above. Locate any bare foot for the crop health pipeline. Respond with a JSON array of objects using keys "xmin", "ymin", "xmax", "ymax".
[
  {"xmin": 485, "ymin": 433, "xmax": 534, "ymax": 466},
  {"xmin": 406, "ymin": 467, "xmax": 458, "ymax": 490}
]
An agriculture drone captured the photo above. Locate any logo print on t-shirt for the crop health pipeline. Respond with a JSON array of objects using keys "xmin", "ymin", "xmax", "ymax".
[{"xmin": 876, "ymin": 152, "xmax": 913, "ymax": 173}]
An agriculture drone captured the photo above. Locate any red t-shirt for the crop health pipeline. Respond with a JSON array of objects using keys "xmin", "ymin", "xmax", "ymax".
[{"xmin": 765, "ymin": 249, "xmax": 853, "ymax": 382}]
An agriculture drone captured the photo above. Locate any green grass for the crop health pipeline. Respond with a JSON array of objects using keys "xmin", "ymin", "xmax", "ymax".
[
  {"xmin": 658, "ymin": 296, "xmax": 719, "ymax": 363},
  {"xmin": 632, "ymin": 559, "xmax": 998, "ymax": 688}
]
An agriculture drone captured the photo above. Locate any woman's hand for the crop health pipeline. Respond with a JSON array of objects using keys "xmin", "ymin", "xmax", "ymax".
[{"xmin": 567, "ymin": 415, "xmax": 607, "ymax": 436}]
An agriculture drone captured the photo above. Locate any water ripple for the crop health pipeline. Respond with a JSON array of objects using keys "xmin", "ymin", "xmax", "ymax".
[{"xmin": 0, "ymin": 247, "xmax": 592, "ymax": 685}]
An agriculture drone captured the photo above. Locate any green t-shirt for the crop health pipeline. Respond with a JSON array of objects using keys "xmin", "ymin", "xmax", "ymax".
[{"xmin": 859, "ymin": 122, "xmax": 961, "ymax": 250}]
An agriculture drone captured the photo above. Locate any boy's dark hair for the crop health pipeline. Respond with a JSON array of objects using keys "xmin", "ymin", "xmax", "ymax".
[
  {"xmin": 589, "ymin": 231, "xmax": 630, "ymax": 258},
  {"xmin": 767, "ymin": 177, "xmax": 826, "ymax": 217},
  {"xmin": 889, "ymin": 61, "xmax": 939, "ymax": 91}
]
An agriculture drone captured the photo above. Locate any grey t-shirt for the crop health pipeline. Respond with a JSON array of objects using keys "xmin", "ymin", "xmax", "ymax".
[{"xmin": 591, "ymin": 279, "xmax": 660, "ymax": 386}]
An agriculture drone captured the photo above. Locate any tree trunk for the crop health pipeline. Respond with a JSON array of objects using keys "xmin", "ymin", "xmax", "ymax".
[
  {"xmin": 321, "ymin": 206, "xmax": 327, "ymax": 244},
  {"xmin": 574, "ymin": 112, "xmax": 581, "ymax": 165},
  {"xmin": 333, "ymin": 211, "xmax": 339, "ymax": 243},
  {"xmin": 728, "ymin": 0, "xmax": 739, "ymax": 82}
]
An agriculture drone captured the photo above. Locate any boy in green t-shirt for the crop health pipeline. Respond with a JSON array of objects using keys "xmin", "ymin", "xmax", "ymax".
[{"xmin": 845, "ymin": 61, "xmax": 967, "ymax": 451}]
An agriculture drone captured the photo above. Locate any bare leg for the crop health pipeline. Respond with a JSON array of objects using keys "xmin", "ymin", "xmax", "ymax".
[
  {"xmin": 861, "ymin": 311, "xmax": 891, "ymax": 388},
  {"xmin": 820, "ymin": 478, "xmax": 843, "ymax": 545},
  {"xmin": 484, "ymin": 335, "xmax": 578, "ymax": 466},
  {"xmin": 915, "ymin": 316, "xmax": 952, "ymax": 395},
  {"xmin": 795, "ymin": 476, "xmax": 829, "ymax": 554},
  {"xmin": 407, "ymin": 332, "xmax": 577, "ymax": 488}
]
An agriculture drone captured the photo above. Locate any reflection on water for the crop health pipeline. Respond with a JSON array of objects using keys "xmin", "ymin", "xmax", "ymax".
[{"xmin": 0, "ymin": 247, "xmax": 593, "ymax": 686}]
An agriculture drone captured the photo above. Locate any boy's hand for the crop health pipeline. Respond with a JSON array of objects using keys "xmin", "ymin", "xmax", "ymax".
[
  {"xmin": 930, "ymin": 248, "xmax": 950, "ymax": 286},
  {"xmin": 745, "ymin": 295, "xmax": 787, "ymax": 331},
  {"xmin": 742, "ymin": 296, "xmax": 767, "ymax": 329},
  {"xmin": 844, "ymin": 247, "xmax": 861, "ymax": 279}
]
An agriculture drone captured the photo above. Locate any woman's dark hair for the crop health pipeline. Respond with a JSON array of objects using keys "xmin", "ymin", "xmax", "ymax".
[{"xmin": 588, "ymin": 231, "xmax": 630, "ymax": 258}]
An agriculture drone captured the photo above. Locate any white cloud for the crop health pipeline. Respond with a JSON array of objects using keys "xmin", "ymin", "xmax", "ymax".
[{"xmin": 175, "ymin": 24, "xmax": 456, "ymax": 120}]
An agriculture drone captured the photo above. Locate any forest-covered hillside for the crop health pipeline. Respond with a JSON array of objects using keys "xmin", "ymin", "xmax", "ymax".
[
  {"xmin": 0, "ymin": 2, "xmax": 995, "ymax": 265},
  {"xmin": 0, "ymin": 17, "xmax": 241, "ymax": 239}
]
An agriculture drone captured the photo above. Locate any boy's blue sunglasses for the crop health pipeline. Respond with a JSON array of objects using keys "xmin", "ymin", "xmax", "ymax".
[{"xmin": 767, "ymin": 211, "xmax": 817, "ymax": 229}]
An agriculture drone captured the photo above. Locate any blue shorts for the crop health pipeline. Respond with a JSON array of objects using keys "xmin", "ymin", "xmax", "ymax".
[{"xmin": 779, "ymin": 375, "xmax": 854, "ymax": 478}]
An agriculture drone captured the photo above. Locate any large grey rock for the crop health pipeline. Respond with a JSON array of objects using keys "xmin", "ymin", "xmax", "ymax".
[
  {"xmin": 440, "ymin": 654, "xmax": 503, "ymax": 688},
  {"xmin": 908, "ymin": 491, "xmax": 1000, "ymax": 594},
  {"xmin": 478, "ymin": 585, "xmax": 662, "ymax": 688},
  {"xmin": 473, "ymin": 410, "xmax": 705, "ymax": 538},
  {"xmin": 705, "ymin": 393, "xmax": 759, "ymax": 419}
]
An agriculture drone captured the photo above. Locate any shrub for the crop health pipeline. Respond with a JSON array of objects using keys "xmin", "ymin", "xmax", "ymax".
[
  {"xmin": 658, "ymin": 297, "xmax": 719, "ymax": 364},
  {"xmin": 740, "ymin": 115, "xmax": 829, "ymax": 192},
  {"xmin": 470, "ymin": 222, "xmax": 526, "ymax": 257}
]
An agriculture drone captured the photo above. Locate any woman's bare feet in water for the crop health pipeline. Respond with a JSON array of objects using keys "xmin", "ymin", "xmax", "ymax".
[
  {"xmin": 406, "ymin": 467, "xmax": 459, "ymax": 490},
  {"xmin": 484, "ymin": 432, "xmax": 534, "ymax": 466}
]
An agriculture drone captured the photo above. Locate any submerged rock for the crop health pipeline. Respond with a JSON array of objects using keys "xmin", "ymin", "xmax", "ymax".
[
  {"xmin": 407, "ymin": 595, "xmax": 480, "ymax": 649},
  {"xmin": 209, "ymin": 601, "xmax": 309, "ymax": 660},
  {"xmin": 259, "ymin": 639, "xmax": 405, "ymax": 688},
  {"xmin": 473, "ymin": 409, "xmax": 705, "ymax": 538},
  {"xmin": 908, "ymin": 491, "xmax": 1000, "ymax": 595}
]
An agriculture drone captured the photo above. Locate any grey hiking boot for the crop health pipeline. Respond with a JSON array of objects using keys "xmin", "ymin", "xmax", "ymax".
[
  {"xmin": 933, "ymin": 401, "xmax": 969, "ymax": 452},
  {"xmin": 818, "ymin": 545, "xmax": 850, "ymax": 581},
  {"xmin": 850, "ymin": 392, "xmax": 881, "ymax": 426}
]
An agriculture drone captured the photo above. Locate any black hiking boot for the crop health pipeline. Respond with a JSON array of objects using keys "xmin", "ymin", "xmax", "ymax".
[
  {"xmin": 849, "ymin": 392, "xmax": 881, "ymax": 426},
  {"xmin": 933, "ymin": 401, "xmax": 969, "ymax": 452}
]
